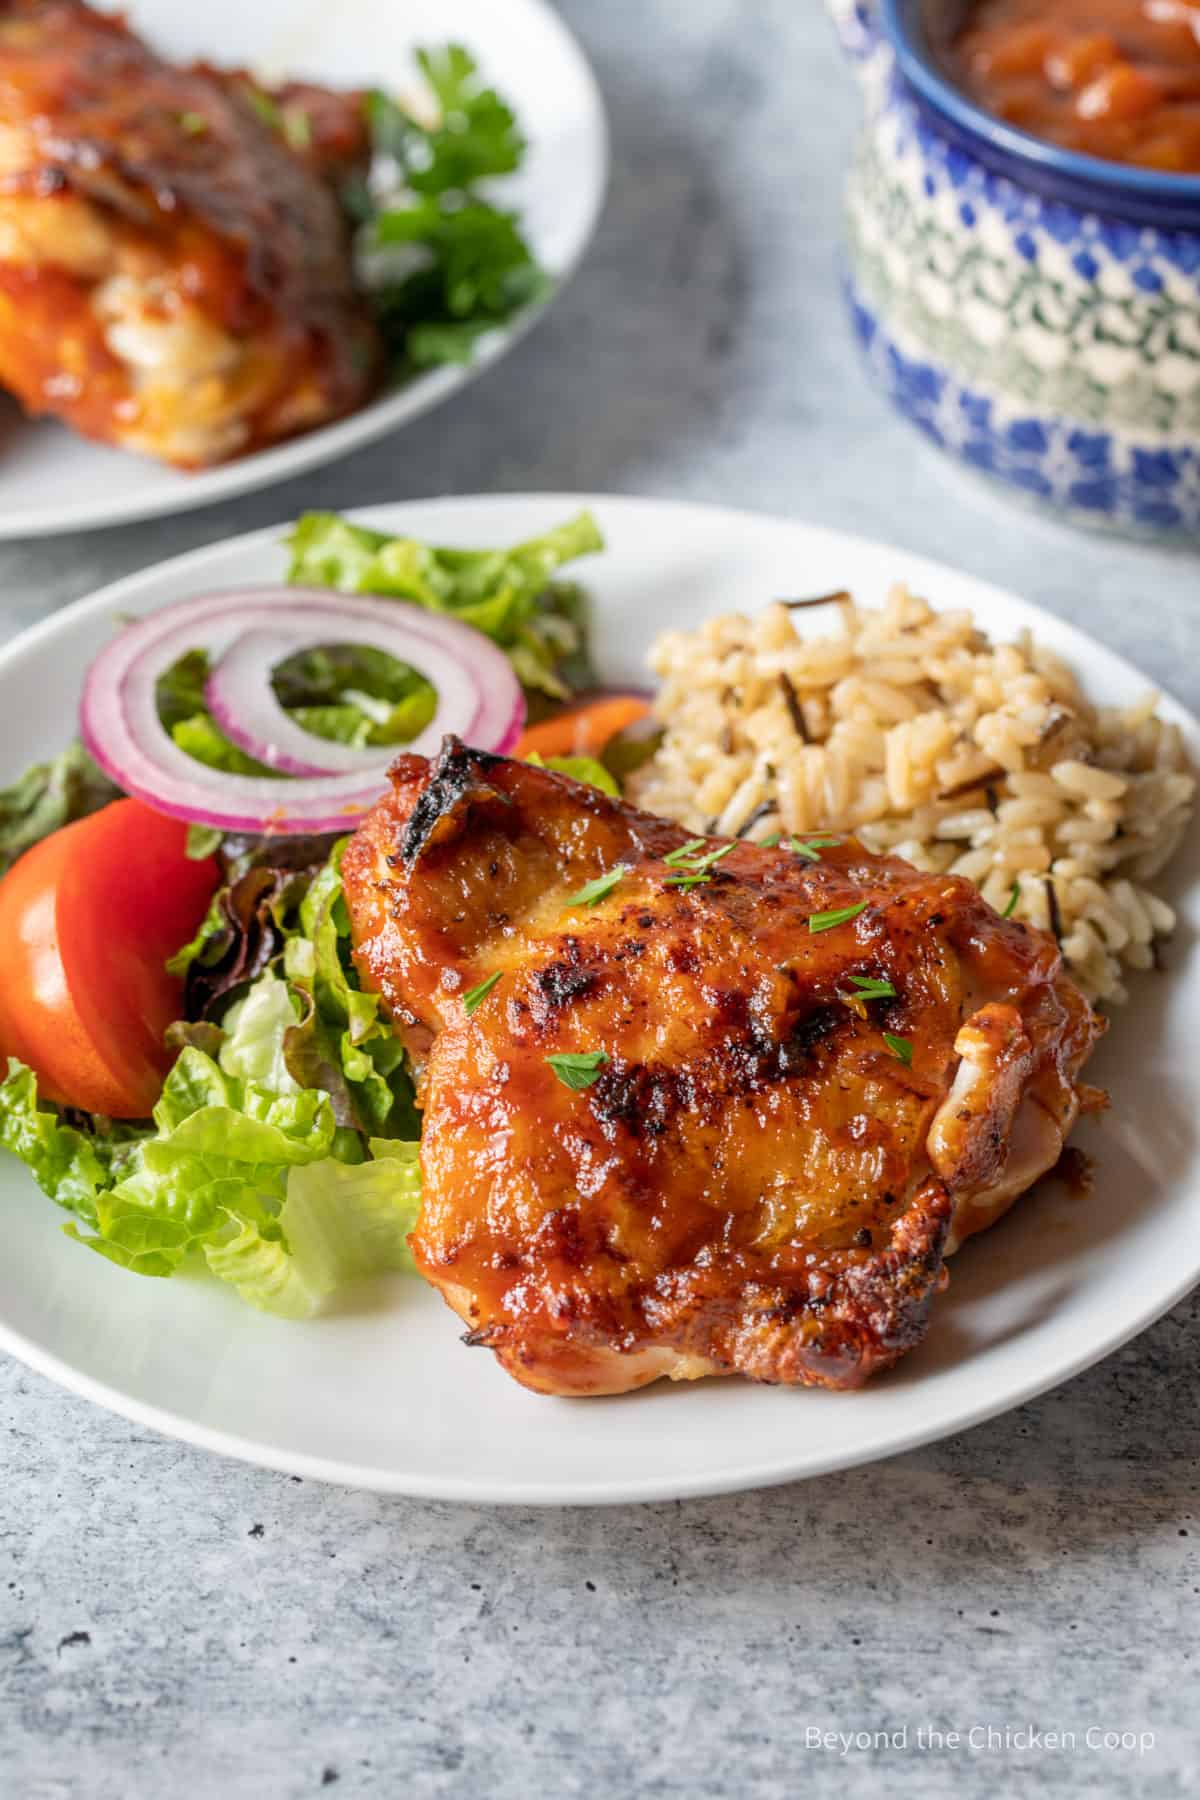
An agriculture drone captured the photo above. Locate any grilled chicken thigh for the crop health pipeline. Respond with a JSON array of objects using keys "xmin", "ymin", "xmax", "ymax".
[
  {"xmin": 343, "ymin": 740, "xmax": 1103, "ymax": 1396},
  {"xmin": 0, "ymin": 0, "xmax": 377, "ymax": 465}
]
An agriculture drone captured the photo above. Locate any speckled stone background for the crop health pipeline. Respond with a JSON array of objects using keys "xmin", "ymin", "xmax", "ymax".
[{"xmin": 2, "ymin": 3, "xmax": 1198, "ymax": 1794}]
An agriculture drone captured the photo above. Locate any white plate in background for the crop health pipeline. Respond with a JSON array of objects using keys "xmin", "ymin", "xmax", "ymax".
[
  {"xmin": 0, "ymin": 1, "xmax": 607, "ymax": 538},
  {"xmin": 0, "ymin": 493, "xmax": 1196, "ymax": 1502}
]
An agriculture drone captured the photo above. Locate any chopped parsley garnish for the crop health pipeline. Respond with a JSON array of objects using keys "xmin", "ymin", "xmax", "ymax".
[
  {"xmin": 808, "ymin": 900, "xmax": 868, "ymax": 934},
  {"xmin": 245, "ymin": 87, "xmax": 283, "ymax": 131},
  {"xmin": 546, "ymin": 1049, "xmax": 608, "ymax": 1091},
  {"xmin": 462, "ymin": 971, "xmax": 501, "ymax": 1015},
  {"xmin": 563, "ymin": 866, "xmax": 627, "ymax": 909},
  {"xmin": 695, "ymin": 842, "xmax": 737, "ymax": 870},
  {"xmin": 884, "ymin": 1033, "xmax": 914, "ymax": 1066},
  {"xmin": 845, "ymin": 974, "xmax": 897, "ymax": 1001},
  {"xmin": 662, "ymin": 839, "xmax": 737, "ymax": 891},
  {"xmin": 178, "ymin": 112, "xmax": 209, "ymax": 136},
  {"xmin": 760, "ymin": 831, "xmax": 782, "ymax": 848},
  {"xmin": 663, "ymin": 838, "xmax": 707, "ymax": 866},
  {"xmin": 1002, "ymin": 882, "xmax": 1020, "ymax": 919},
  {"xmin": 283, "ymin": 107, "xmax": 313, "ymax": 153},
  {"xmin": 788, "ymin": 835, "xmax": 842, "ymax": 862}
]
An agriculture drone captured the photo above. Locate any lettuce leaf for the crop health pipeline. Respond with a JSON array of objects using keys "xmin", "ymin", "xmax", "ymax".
[
  {"xmin": 2, "ymin": 1049, "xmax": 328, "ymax": 1273},
  {"xmin": 271, "ymin": 641, "xmax": 439, "ymax": 750},
  {"xmin": 171, "ymin": 711, "xmax": 279, "ymax": 779},
  {"xmin": 0, "ymin": 1061, "xmax": 139, "ymax": 1227},
  {"xmin": 155, "ymin": 648, "xmax": 211, "ymax": 729},
  {"xmin": 218, "ymin": 972, "xmax": 302, "ymax": 1096},
  {"xmin": 203, "ymin": 1142, "xmax": 421, "ymax": 1318},
  {"xmin": 3, "ymin": 1046, "xmax": 420, "ymax": 1315},
  {"xmin": 169, "ymin": 834, "xmax": 417, "ymax": 1144},
  {"xmin": 167, "ymin": 840, "xmax": 334, "ymax": 1015},
  {"xmin": 285, "ymin": 509, "xmax": 602, "ymax": 699},
  {"xmin": 75, "ymin": 1047, "xmax": 339, "ymax": 1275},
  {"xmin": 0, "ymin": 742, "xmax": 119, "ymax": 876},
  {"xmin": 525, "ymin": 752, "xmax": 620, "ymax": 797},
  {"xmin": 284, "ymin": 843, "xmax": 420, "ymax": 1140},
  {"xmin": 166, "ymin": 888, "xmax": 229, "ymax": 980}
]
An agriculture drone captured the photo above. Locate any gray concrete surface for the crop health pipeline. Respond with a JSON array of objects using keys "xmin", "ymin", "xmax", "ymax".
[{"xmin": 1, "ymin": 2, "xmax": 1197, "ymax": 1794}]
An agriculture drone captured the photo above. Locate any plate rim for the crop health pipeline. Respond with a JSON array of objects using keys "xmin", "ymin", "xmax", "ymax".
[
  {"xmin": 0, "ymin": 0, "xmax": 609, "ymax": 540},
  {"xmin": 1, "ymin": 489, "xmax": 1198, "ymax": 1505}
]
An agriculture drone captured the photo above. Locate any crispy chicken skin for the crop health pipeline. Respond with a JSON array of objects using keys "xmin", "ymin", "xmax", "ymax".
[
  {"xmin": 0, "ymin": 0, "xmax": 378, "ymax": 466},
  {"xmin": 343, "ymin": 740, "xmax": 1103, "ymax": 1397}
]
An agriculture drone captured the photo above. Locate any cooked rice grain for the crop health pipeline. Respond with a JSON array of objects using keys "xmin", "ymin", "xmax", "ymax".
[{"xmin": 631, "ymin": 586, "xmax": 1194, "ymax": 1004}]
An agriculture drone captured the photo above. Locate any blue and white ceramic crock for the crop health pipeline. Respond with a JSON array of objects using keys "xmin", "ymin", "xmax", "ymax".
[{"xmin": 831, "ymin": 0, "xmax": 1200, "ymax": 536}]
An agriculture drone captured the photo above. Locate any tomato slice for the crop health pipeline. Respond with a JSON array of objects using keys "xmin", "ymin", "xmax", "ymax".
[
  {"xmin": 0, "ymin": 799, "xmax": 219, "ymax": 1117},
  {"xmin": 514, "ymin": 693, "xmax": 651, "ymax": 761}
]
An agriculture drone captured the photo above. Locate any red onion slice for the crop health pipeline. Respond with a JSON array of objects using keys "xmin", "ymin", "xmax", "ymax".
[
  {"xmin": 80, "ymin": 586, "xmax": 526, "ymax": 836},
  {"xmin": 206, "ymin": 610, "xmax": 519, "ymax": 776}
]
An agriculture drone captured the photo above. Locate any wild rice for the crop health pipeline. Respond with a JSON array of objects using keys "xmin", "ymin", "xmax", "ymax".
[{"xmin": 631, "ymin": 585, "xmax": 1194, "ymax": 1004}]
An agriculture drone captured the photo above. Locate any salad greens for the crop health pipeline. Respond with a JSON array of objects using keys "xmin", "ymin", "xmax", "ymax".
[
  {"xmin": 271, "ymin": 643, "xmax": 438, "ymax": 750},
  {"xmin": 354, "ymin": 48, "xmax": 549, "ymax": 370},
  {"xmin": 205, "ymin": 1143, "xmax": 421, "ymax": 1318},
  {"xmin": 0, "ymin": 836, "xmax": 421, "ymax": 1317},
  {"xmin": 525, "ymin": 751, "xmax": 619, "ymax": 797},
  {"xmin": 157, "ymin": 647, "xmax": 277, "ymax": 779},
  {"xmin": 286, "ymin": 508, "xmax": 602, "ymax": 701},
  {"xmin": 0, "ymin": 741, "xmax": 118, "ymax": 876},
  {"xmin": 283, "ymin": 844, "xmax": 420, "ymax": 1142}
]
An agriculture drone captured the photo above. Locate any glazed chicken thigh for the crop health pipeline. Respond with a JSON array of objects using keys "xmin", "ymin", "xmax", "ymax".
[
  {"xmin": 0, "ymin": 0, "xmax": 377, "ymax": 465},
  {"xmin": 343, "ymin": 740, "xmax": 1103, "ymax": 1396}
]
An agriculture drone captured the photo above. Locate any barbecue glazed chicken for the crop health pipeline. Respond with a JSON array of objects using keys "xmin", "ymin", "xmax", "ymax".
[
  {"xmin": 0, "ymin": 0, "xmax": 378, "ymax": 466},
  {"xmin": 343, "ymin": 740, "xmax": 1103, "ymax": 1396}
]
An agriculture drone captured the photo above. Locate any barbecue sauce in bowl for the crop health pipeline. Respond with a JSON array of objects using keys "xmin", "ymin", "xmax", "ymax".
[{"xmin": 939, "ymin": 0, "xmax": 1200, "ymax": 171}]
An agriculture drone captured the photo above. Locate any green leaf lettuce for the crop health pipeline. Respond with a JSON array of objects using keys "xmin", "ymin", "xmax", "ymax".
[
  {"xmin": 0, "ymin": 742, "xmax": 119, "ymax": 876},
  {"xmin": 285, "ymin": 508, "xmax": 602, "ymax": 700}
]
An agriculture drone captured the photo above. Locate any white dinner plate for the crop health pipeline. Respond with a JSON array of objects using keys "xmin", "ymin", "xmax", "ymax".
[
  {"xmin": 0, "ymin": 1, "xmax": 606, "ymax": 538},
  {"xmin": 1, "ymin": 494, "xmax": 1198, "ymax": 1504}
]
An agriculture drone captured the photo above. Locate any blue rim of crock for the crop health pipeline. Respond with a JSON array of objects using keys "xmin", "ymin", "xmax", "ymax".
[{"xmin": 880, "ymin": 0, "xmax": 1200, "ymax": 224}]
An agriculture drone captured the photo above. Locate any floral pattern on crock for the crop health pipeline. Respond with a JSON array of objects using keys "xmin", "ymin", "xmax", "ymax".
[
  {"xmin": 846, "ymin": 89, "xmax": 1200, "ymax": 437},
  {"xmin": 849, "ymin": 284, "xmax": 1200, "ymax": 533}
]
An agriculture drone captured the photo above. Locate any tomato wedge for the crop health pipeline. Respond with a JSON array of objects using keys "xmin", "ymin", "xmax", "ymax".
[
  {"xmin": 0, "ymin": 799, "xmax": 220, "ymax": 1117},
  {"xmin": 514, "ymin": 693, "xmax": 651, "ymax": 761}
]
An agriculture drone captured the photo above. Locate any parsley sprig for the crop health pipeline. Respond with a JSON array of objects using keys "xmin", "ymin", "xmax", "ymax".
[
  {"xmin": 843, "ymin": 974, "xmax": 896, "ymax": 1001},
  {"xmin": 788, "ymin": 835, "xmax": 842, "ymax": 862},
  {"xmin": 662, "ymin": 838, "xmax": 706, "ymax": 866},
  {"xmin": 546, "ymin": 1050, "xmax": 608, "ymax": 1091},
  {"xmin": 563, "ymin": 866, "xmax": 627, "ymax": 909},
  {"xmin": 662, "ymin": 839, "xmax": 737, "ymax": 891},
  {"xmin": 807, "ymin": 900, "xmax": 868, "ymax": 934},
  {"xmin": 462, "ymin": 971, "xmax": 501, "ymax": 1015},
  {"xmin": 357, "ymin": 47, "xmax": 548, "ymax": 370}
]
